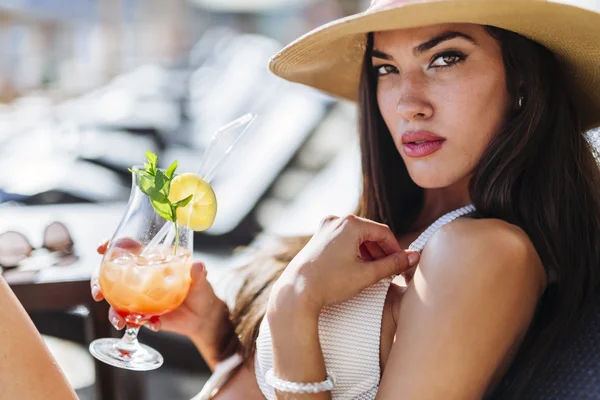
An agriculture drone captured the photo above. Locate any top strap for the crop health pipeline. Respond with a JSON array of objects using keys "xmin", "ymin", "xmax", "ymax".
[{"xmin": 408, "ymin": 204, "xmax": 476, "ymax": 253}]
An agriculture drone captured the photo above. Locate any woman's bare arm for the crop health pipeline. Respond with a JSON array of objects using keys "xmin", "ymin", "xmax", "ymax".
[
  {"xmin": 0, "ymin": 276, "xmax": 78, "ymax": 399},
  {"xmin": 213, "ymin": 217, "xmax": 543, "ymax": 400},
  {"xmin": 376, "ymin": 218, "xmax": 546, "ymax": 399}
]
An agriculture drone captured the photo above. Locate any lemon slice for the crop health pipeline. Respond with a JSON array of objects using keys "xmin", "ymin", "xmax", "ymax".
[{"xmin": 168, "ymin": 173, "xmax": 217, "ymax": 231}]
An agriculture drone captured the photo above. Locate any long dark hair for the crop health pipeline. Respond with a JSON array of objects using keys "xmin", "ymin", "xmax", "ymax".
[
  {"xmin": 475, "ymin": 27, "xmax": 600, "ymax": 398},
  {"xmin": 231, "ymin": 26, "xmax": 600, "ymax": 398}
]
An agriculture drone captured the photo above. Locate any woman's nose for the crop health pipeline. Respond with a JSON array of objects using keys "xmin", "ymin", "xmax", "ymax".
[
  {"xmin": 396, "ymin": 96, "xmax": 433, "ymax": 122},
  {"xmin": 395, "ymin": 72, "xmax": 433, "ymax": 122}
]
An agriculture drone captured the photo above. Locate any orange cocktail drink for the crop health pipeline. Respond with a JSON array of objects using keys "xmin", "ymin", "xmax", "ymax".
[{"xmin": 99, "ymin": 248, "xmax": 192, "ymax": 327}]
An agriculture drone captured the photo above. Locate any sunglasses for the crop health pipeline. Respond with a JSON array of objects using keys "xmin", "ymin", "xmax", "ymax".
[{"xmin": 0, "ymin": 221, "xmax": 77, "ymax": 269}]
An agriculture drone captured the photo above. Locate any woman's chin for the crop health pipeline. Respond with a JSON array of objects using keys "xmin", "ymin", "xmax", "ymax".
[
  {"xmin": 413, "ymin": 181, "xmax": 447, "ymax": 189},
  {"xmin": 408, "ymin": 173, "xmax": 458, "ymax": 190}
]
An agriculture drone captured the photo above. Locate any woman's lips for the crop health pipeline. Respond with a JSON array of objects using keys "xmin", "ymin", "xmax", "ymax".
[
  {"xmin": 401, "ymin": 130, "xmax": 445, "ymax": 158},
  {"xmin": 402, "ymin": 139, "xmax": 445, "ymax": 157}
]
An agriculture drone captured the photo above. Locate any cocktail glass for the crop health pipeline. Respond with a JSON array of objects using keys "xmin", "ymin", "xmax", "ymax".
[
  {"xmin": 88, "ymin": 169, "xmax": 194, "ymax": 370},
  {"xmin": 89, "ymin": 114, "xmax": 255, "ymax": 371}
]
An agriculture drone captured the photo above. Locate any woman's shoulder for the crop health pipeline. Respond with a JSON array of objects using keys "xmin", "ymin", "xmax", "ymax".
[
  {"xmin": 428, "ymin": 217, "xmax": 538, "ymax": 261},
  {"xmin": 422, "ymin": 217, "xmax": 546, "ymax": 292}
]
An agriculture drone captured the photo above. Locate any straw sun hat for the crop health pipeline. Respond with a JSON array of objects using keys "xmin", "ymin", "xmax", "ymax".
[{"xmin": 269, "ymin": 0, "xmax": 600, "ymax": 129}]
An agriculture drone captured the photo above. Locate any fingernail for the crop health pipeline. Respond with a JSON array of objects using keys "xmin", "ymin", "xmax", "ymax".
[
  {"xmin": 111, "ymin": 316, "xmax": 121, "ymax": 329},
  {"xmin": 148, "ymin": 322, "xmax": 159, "ymax": 332},
  {"xmin": 91, "ymin": 284, "xmax": 99, "ymax": 298},
  {"xmin": 191, "ymin": 263, "xmax": 205, "ymax": 281},
  {"xmin": 407, "ymin": 251, "xmax": 420, "ymax": 266}
]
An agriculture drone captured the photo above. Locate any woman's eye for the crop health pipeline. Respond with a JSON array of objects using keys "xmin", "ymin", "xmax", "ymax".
[
  {"xmin": 429, "ymin": 52, "xmax": 466, "ymax": 68},
  {"xmin": 374, "ymin": 64, "xmax": 398, "ymax": 77}
]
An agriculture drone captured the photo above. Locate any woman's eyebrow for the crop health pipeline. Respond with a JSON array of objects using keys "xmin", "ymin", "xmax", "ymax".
[
  {"xmin": 372, "ymin": 49, "xmax": 393, "ymax": 60},
  {"xmin": 371, "ymin": 31, "xmax": 477, "ymax": 60},
  {"xmin": 413, "ymin": 31, "xmax": 478, "ymax": 56}
]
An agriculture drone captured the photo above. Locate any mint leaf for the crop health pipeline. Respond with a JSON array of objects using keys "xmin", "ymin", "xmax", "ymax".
[
  {"xmin": 129, "ymin": 150, "xmax": 195, "ymax": 255},
  {"xmin": 154, "ymin": 170, "xmax": 170, "ymax": 196},
  {"xmin": 150, "ymin": 198, "xmax": 172, "ymax": 221},
  {"xmin": 148, "ymin": 189, "xmax": 167, "ymax": 203},
  {"xmin": 166, "ymin": 161, "xmax": 178, "ymax": 179},
  {"xmin": 146, "ymin": 151, "xmax": 158, "ymax": 167},
  {"xmin": 173, "ymin": 194, "xmax": 193, "ymax": 208},
  {"xmin": 145, "ymin": 151, "xmax": 158, "ymax": 176},
  {"xmin": 143, "ymin": 163, "xmax": 155, "ymax": 176},
  {"xmin": 139, "ymin": 175, "xmax": 155, "ymax": 196},
  {"xmin": 129, "ymin": 168, "xmax": 152, "ymax": 177}
]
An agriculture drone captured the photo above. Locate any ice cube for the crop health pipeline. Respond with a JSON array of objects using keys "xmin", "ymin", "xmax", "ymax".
[
  {"xmin": 145, "ymin": 287, "xmax": 168, "ymax": 302},
  {"xmin": 148, "ymin": 254, "xmax": 167, "ymax": 265},
  {"xmin": 102, "ymin": 264, "xmax": 123, "ymax": 282},
  {"xmin": 112, "ymin": 254, "xmax": 134, "ymax": 265},
  {"xmin": 163, "ymin": 266, "xmax": 175, "ymax": 278},
  {"xmin": 135, "ymin": 256, "xmax": 150, "ymax": 266},
  {"xmin": 109, "ymin": 248, "xmax": 135, "ymax": 262},
  {"xmin": 164, "ymin": 276, "xmax": 179, "ymax": 289},
  {"xmin": 122, "ymin": 266, "xmax": 147, "ymax": 288}
]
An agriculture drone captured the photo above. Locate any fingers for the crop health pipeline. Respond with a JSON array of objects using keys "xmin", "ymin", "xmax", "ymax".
[
  {"xmin": 94, "ymin": 238, "xmax": 143, "ymax": 301},
  {"xmin": 90, "ymin": 263, "xmax": 103, "ymax": 301},
  {"xmin": 402, "ymin": 266, "xmax": 417, "ymax": 284},
  {"xmin": 190, "ymin": 262, "xmax": 207, "ymax": 284},
  {"xmin": 366, "ymin": 250, "xmax": 420, "ymax": 285},
  {"xmin": 147, "ymin": 316, "xmax": 161, "ymax": 332},
  {"xmin": 112, "ymin": 238, "xmax": 144, "ymax": 254},
  {"xmin": 359, "ymin": 241, "xmax": 388, "ymax": 261},
  {"xmin": 363, "ymin": 241, "xmax": 387, "ymax": 260},
  {"xmin": 109, "ymin": 307, "xmax": 160, "ymax": 332},
  {"xmin": 340, "ymin": 215, "xmax": 401, "ymax": 255},
  {"xmin": 91, "ymin": 279, "xmax": 104, "ymax": 301},
  {"xmin": 94, "ymin": 240, "xmax": 109, "ymax": 300},
  {"xmin": 321, "ymin": 214, "xmax": 400, "ymax": 260},
  {"xmin": 97, "ymin": 238, "xmax": 144, "ymax": 256},
  {"xmin": 360, "ymin": 223, "xmax": 402, "ymax": 255},
  {"xmin": 108, "ymin": 307, "xmax": 126, "ymax": 330},
  {"xmin": 359, "ymin": 243, "xmax": 374, "ymax": 261},
  {"xmin": 97, "ymin": 240, "xmax": 109, "ymax": 255}
]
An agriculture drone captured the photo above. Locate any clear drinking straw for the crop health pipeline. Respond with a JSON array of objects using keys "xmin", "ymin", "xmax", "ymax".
[{"xmin": 142, "ymin": 113, "xmax": 257, "ymax": 255}]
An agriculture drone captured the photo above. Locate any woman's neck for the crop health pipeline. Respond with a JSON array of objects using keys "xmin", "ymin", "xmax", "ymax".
[{"xmin": 409, "ymin": 176, "xmax": 472, "ymax": 233}]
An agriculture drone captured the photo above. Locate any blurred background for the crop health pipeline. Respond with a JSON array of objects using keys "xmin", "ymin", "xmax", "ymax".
[
  {"xmin": 0, "ymin": 0, "xmax": 370, "ymax": 399},
  {"xmin": 0, "ymin": 0, "xmax": 370, "ymax": 236}
]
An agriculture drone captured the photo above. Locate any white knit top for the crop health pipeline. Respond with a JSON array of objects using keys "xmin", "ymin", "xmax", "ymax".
[{"xmin": 254, "ymin": 205, "xmax": 476, "ymax": 399}]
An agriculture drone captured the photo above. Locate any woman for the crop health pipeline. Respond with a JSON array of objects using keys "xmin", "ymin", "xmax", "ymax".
[{"xmin": 95, "ymin": 0, "xmax": 598, "ymax": 398}]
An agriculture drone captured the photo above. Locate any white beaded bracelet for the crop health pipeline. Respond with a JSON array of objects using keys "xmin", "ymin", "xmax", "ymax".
[{"xmin": 265, "ymin": 368, "xmax": 336, "ymax": 394}]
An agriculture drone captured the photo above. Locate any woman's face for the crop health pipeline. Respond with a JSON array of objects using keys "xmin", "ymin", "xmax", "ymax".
[{"xmin": 373, "ymin": 23, "xmax": 511, "ymax": 189}]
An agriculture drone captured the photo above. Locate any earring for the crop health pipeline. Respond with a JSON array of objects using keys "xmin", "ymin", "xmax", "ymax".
[{"xmin": 518, "ymin": 96, "xmax": 524, "ymax": 109}]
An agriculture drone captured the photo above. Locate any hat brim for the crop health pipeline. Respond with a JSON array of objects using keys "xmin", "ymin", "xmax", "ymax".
[{"xmin": 269, "ymin": 0, "xmax": 600, "ymax": 129}]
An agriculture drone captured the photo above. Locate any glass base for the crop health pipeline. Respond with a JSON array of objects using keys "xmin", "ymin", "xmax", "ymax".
[{"xmin": 89, "ymin": 338, "xmax": 164, "ymax": 371}]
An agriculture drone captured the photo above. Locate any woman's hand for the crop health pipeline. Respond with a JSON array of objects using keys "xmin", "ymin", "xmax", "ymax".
[
  {"xmin": 266, "ymin": 215, "xmax": 419, "ymax": 398},
  {"xmin": 93, "ymin": 239, "xmax": 236, "ymax": 370},
  {"xmin": 94, "ymin": 239, "xmax": 217, "ymax": 334},
  {"xmin": 269, "ymin": 214, "xmax": 420, "ymax": 315}
]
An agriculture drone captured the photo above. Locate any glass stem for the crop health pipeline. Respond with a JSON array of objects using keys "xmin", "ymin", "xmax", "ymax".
[{"xmin": 116, "ymin": 325, "xmax": 143, "ymax": 354}]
